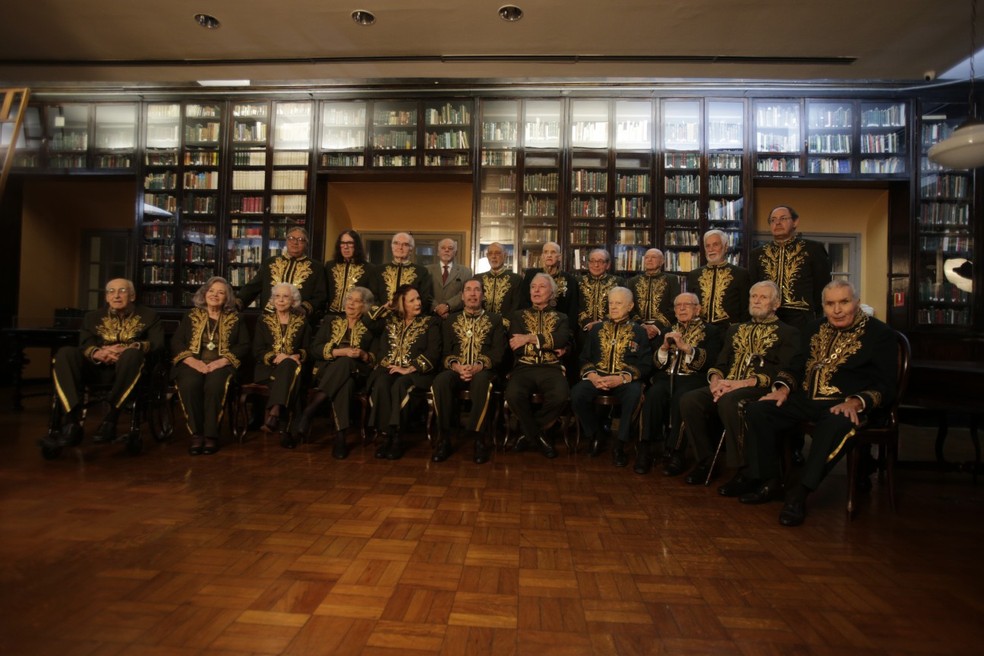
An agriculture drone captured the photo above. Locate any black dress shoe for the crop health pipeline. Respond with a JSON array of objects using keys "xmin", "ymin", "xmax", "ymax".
[
  {"xmin": 473, "ymin": 437, "xmax": 489, "ymax": 464},
  {"xmin": 512, "ymin": 434, "xmax": 531, "ymax": 452},
  {"xmin": 662, "ymin": 450, "xmax": 686, "ymax": 477},
  {"xmin": 202, "ymin": 438, "xmax": 220, "ymax": 455},
  {"xmin": 432, "ymin": 439, "xmax": 452, "ymax": 463},
  {"xmin": 385, "ymin": 436, "xmax": 405, "ymax": 460},
  {"xmin": 612, "ymin": 442, "xmax": 629, "ymax": 468},
  {"xmin": 332, "ymin": 431, "xmax": 349, "ymax": 460},
  {"xmin": 92, "ymin": 419, "xmax": 117, "ymax": 444},
  {"xmin": 684, "ymin": 461, "xmax": 713, "ymax": 485},
  {"xmin": 739, "ymin": 479, "xmax": 783, "ymax": 505},
  {"xmin": 536, "ymin": 434, "xmax": 558, "ymax": 459},
  {"xmin": 188, "ymin": 435, "xmax": 204, "ymax": 456},
  {"xmin": 779, "ymin": 500, "xmax": 806, "ymax": 526},
  {"xmin": 58, "ymin": 422, "xmax": 84, "ymax": 447},
  {"xmin": 633, "ymin": 442, "xmax": 654, "ymax": 475},
  {"xmin": 717, "ymin": 473, "xmax": 758, "ymax": 497},
  {"xmin": 375, "ymin": 433, "xmax": 392, "ymax": 459},
  {"xmin": 589, "ymin": 436, "xmax": 604, "ymax": 457}
]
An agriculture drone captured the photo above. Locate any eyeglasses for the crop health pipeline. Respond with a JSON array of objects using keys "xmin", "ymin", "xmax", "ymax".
[
  {"xmin": 287, "ymin": 236, "xmax": 308, "ymax": 243},
  {"xmin": 587, "ymin": 259, "xmax": 607, "ymax": 264},
  {"xmin": 339, "ymin": 240, "xmax": 356, "ymax": 245},
  {"xmin": 768, "ymin": 216, "xmax": 794, "ymax": 224},
  {"xmin": 105, "ymin": 288, "xmax": 129, "ymax": 295}
]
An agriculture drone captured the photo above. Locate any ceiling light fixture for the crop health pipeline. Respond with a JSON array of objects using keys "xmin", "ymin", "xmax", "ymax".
[
  {"xmin": 194, "ymin": 13, "xmax": 221, "ymax": 30},
  {"xmin": 928, "ymin": 0, "xmax": 984, "ymax": 169},
  {"xmin": 352, "ymin": 10, "xmax": 376, "ymax": 26},
  {"xmin": 197, "ymin": 80, "xmax": 251, "ymax": 87},
  {"xmin": 498, "ymin": 5, "xmax": 523, "ymax": 22}
]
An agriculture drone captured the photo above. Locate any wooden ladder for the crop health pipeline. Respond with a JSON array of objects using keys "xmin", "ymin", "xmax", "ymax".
[{"xmin": 0, "ymin": 88, "xmax": 31, "ymax": 202}]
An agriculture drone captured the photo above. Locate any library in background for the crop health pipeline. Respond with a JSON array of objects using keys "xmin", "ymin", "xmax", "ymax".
[{"xmin": 0, "ymin": 89, "xmax": 980, "ymax": 364}]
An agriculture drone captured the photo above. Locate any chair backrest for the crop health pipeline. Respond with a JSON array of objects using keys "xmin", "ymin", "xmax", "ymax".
[{"xmin": 885, "ymin": 330, "xmax": 912, "ymax": 428}]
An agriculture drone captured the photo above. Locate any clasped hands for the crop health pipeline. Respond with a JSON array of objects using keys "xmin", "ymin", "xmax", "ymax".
[
  {"xmin": 587, "ymin": 371, "xmax": 623, "ymax": 391},
  {"xmin": 452, "ymin": 361, "xmax": 484, "ymax": 381},
  {"xmin": 91, "ymin": 343, "xmax": 129, "ymax": 364},
  {"xmin": 182, "ymin": 356, "xmax": 230, "ymax": 374},
  {"xmin": 709, "ymin": 375, "xmax": 754, "ymax": 402}
]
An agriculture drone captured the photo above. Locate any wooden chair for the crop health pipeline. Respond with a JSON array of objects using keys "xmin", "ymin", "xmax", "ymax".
[{"xmin": 501, "ymin": 392, "xmax": 572, "ymax": 451}]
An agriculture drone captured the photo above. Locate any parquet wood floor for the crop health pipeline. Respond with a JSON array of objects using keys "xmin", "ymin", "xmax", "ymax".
[{"xmin": 1, "ymin": 395, "xmax": 982, "ymax": 655}]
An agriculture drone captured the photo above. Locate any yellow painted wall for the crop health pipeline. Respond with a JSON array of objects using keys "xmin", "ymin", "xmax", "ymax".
[
  {"xmin": 324, "ymin": 181, "xmax": 473, "ymax": 265},
  {"xmin": 18, "ymin": 178, "xmax": 134, "ymax": 376},
  {"xmin": 753, "ymin": 188, "xmax": 889, "ymax": 319}
]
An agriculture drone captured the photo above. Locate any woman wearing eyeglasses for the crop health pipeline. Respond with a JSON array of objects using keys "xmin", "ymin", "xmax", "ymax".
[
  {"xmin": 235, "ymin": 226, "xmax": 327, "ymax": 320},
  {"xmin": 324, "ymin": 229, "xmax": 380, "ymax": 319}
]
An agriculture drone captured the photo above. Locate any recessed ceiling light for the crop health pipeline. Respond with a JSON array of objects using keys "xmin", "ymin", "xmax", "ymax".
[
  {"xmin": 197, "ymin": 80, "xmax": 251, "ymax": 87},
  {"xmin": 194, "ymin": 13, "xmax": 220, "ymax": 29},
  {"xmin": 498, "ymin": 5, "xmax": 523, "ymax": 22},
  {"xmin": 352, "ymin": 10, "xmax": 376, "ymax": 26}
]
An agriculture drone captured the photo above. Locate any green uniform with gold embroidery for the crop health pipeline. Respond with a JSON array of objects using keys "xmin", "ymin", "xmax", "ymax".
[
  {"xmin": 477, "ymin": 268, "xmax": 523, "ymax": 318},
  {"xmin": 377, "ymin": 261, "xmax": 433, "ymax": 310},
  {"xmin": 52, "ymin": 304, "xmax": 164, "ymax": 414},
  {"xmin": 171, "ymin": 308, "xmax": 251, "ymax": 439},
  {"xmin": 749, "ymin": 236, "xmax": 830, "ymax": 328},
  {"xmin": 678, "ymin": 316, "xmax": 801, "ymax": 467},
  {"xmin": 237, "ymin": 254, "xmax": 327, "ymax": 317},
  {"xmin": 576, "ymin": 272, "xmax": 625, "ymax": 332},
  {"xmin": 431, "ymin": 309, "xmax": 506, "ymax": 435},
  {"xmin": 744, "ymin": 312, "xmax": 897, "ymax": 490},
  {"xmin": 325, "ymin": 259, "xmax": 380, "ymax": 317},
  {"xmin": 686, "ymin": 263, "xmax": 751, "ymax": 328},
  {"xmin": 626, "ymin": 271, "xmax": 680, "ymax": 337},
  {"xmin": 252, "ymin": 312, "xmax": 311, "ymax": 416}
]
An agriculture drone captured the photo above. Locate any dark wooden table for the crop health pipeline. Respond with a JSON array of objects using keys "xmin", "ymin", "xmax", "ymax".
[{"xmin": 2, "ymin": 326, "xmax": 79, "ymax": 410}]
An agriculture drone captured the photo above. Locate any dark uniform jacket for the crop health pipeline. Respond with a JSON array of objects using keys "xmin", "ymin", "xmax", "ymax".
[
  {"xmin": 311, "ymin": 315, "xmax": 378, "ymax": 365},
  {"xmin": 749, "ymin": 236, "xmax": 830, "ymax": 317},
  {"xmin": 171, "ymin": 308, "xmax": 251, "ymax": 370},
  {"xmin": 378, "ymin": 261, "xmax": 433, "ymax": 310},
  {"xmin": 578, "ymin": 318, "xmax": 651, "ymax": 382},
  {"xmin": 478, "ymin": 268, "xmax": 524, "ymax": 318},
  {"xmin": 795, "ymin": 312, "xmax": 897, "ymax": 412},
  {"xmin": 626, "ymin": 271, "xmax": 680, "ymax": 335},
  {"xmin": 252, "ymin": 312, "xmax": 310, "ymax": 368},
  {"xmin": 652, "ymin": 318, "xmax": 722, "ymax": 378},
  {"xmin": 686, "ymin": 263, "xmax": 751, "ymax": 328},
  {"xmin": 709, "ymin": 315, "xmax": 801, "ymax": 389},
  {"xmin": 441, "ymin": 309, "xmax": 506, "ymax": 371},
  {"xmin": 374, "ymin": 314, "xmax": 441, "ymax": 374},
  {"xmin": 576, "ymin": 273, "xmax": 625, "ymax": 331},
  {"xmin": 78, "ymin": 304, "xmax": 164, "ymax": 361},
  {"xmin": 325, "ymin": 259, "xmax": 379, "ymax": 315},
  {"xmin": 506, "ymin": 306, "xmax": 571, "ymax": 370},
  {"xmin": 237, "ymin": 255, "xmax": 328, "ymax": 317}
]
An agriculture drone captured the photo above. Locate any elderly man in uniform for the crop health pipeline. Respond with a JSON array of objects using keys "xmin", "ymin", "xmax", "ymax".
[
  {"xmin": 431, "ymin": 278, "xmax": 506, "ymax": 464},
  {"xmin": 739, "ymin": 280, "xmax": 898, "ymax": 526},
  {"xmin": 575, "ymin": 248, "xmax": 624, "ymax": 336},
  {"xmin": 237, "ymin": 226, "xmax": 327, "ymax": 319},
  {"xmin": 520, "ymin": 241, "xmax": 579, "ymax": 326},
  {"xmin": 749, "ymin": 205, "xmax": 831, "ymax": 330},
  {"xmin": 643, "ymin": 292, "xmax": 722, "ymax": 476},
  {"xmin": 51, "ymin": 278, "xmax": 164, "ymax": 446},
  {"xmin": 571, "ymin": 286, "xmax": 651, "ymax": 468},
  {"xmin": 686, "ymin": 230, "xmax": 750, "ymax": 329},
  {"xmin": 428, "ymin": 238, "xmax": 472, "ymax": 319},
  {"xmin": 627, "ymin": 247, "xmax": 680, "ymax": 342},
  {"xmin": 378, "ymin": 231, "xmax": 433, "ymax": 310},
  {"xmin": 477, "ymin": 242, "xmax": 523, "ymax": 318},
  {"xmin": 677, "ymin": 281, "xmax": 801, "ymax": 485},
  {"xmin": 505, "ymin": 272, "xmax": 572, "ymax": 459}
]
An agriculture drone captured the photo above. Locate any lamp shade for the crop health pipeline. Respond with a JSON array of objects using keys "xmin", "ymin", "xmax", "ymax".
[{"xmin": 927, "ymin": 120, "xmax": 984, "ymax": 169}]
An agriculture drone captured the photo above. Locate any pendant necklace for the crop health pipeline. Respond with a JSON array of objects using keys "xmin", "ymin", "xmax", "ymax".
[{"xmin": 205, "ymin": 314, "xmax": 220, "ymax": 351}]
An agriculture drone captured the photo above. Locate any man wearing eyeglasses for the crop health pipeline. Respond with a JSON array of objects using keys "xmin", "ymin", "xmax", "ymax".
[
  {"xmin": 749, "ymin": 205, "xmax": 831, "ymax": 329},
  {"xmin": 377, "ymin": 231, "xmax": 433, "ymax": 310},
  {"xmin": 237, "ymin": 226, "xmax": 327, "ymax": 319},
  {"xmin": 50, "ymin": 279, "xmax": 164, "ymax": 447}
]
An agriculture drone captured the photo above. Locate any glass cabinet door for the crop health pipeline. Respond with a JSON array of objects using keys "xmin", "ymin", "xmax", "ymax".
[
  {"xmin": 860, "ymin": 101, "xmax": 907, "ymax": 175},
  {"xmin": 613, "ymin": 99, "xmax": 654, "ymax": 274},
  {"xmin": 228, "ymin": 101, "xmax": 270, "ymax": 292},
  {"xmin": 569, "ymin": 99, "xmax": 611, "ymax": 269},
  {"xmin": 521, "ymin": 100, "xmax": 562, "ymax": 269},
  {"xmin": 707, "ymin": 100, "xmax": 745, "ymax": 264},
  {"xmin": 661, "ymin": 99, "xmax": 701, "ymax": 273},
  {"xmin": 319, "ymin": 100, "xmax": 367, "ymax": 168},
  {"xmin": 47, "ymin": 104, "xmax": 90, "ymax": 169},
  {"xmin": 372, "ymin": 100, "xmax": 418, "ymax": 167},
  {"xmin": 94, "ymin": 104, "xmax": 137, "ymax": 170},
  {"xmin": 423, "ymin": 99, "xmax": 472, "ymax": 168},
  {"xmin": 179, "ymin": 102, "xmax": 223, "ymax": 304},
  {"xmin": 754, "ymin": 100, "xmax": 802, "ymax": 174},
  {"xmin": 806, "ymin": 100, "xmax": 853, "ymax": 175},
  {"xmin": 477, "ymin": 99, "xmax": 520, "ymax": 272}
]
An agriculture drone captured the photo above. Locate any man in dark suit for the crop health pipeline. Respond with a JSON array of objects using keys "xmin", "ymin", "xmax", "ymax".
[
  {"xmin": 739, "ymin": 280, "xmax": 898, "ymax": 526},
  {"xmin": 428, "ymin": 237, "xmax": 472, "ymax": 319}
]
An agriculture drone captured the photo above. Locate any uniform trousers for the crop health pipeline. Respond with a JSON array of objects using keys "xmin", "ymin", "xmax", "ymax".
[
  {"xmin": 678, "ymin": 386, "xmax": 767, "ymax": 466},
  {"xmin": 570, "ymin": 380, "xmax": 642, "ymax": 444},
  {"xmin": 52, "ymin": 346, "xmax": 146, "ymax": 414},
  {"xmin": 254, "ymin": 359, "xmax": 304, "ymax": 411},
  {"xmin": 367, "ymin": 368, "xmax": 434, "ymax": 433},
  {"xmin": 743, "ymin": 395, "xmax": 857, "ymax": 490},
  {"xmin": 312, "ymin": 357, "xmax": 370, "ymax": 431},
  {"xmin": 640, "ymin": 373, "xmax": 706, "ymax": 445},
  {"xmin": 173, "ymin": 364, "xmax": 235, "ymax": 439},
  {"xmin": 504, "ymin": 365, "xmax": 569, "ymax": 442},
  {"xmin": 430, "ymin": 369, "xmax": 494, "ymax": 434}
]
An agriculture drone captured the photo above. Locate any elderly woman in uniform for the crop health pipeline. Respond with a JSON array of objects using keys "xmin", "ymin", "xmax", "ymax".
[
  {"xmin": 172, "ymin": 276, "xmax": 250, "ymax": 455},
  {"xmin": 291, "ymin": 285, "xmax": 377, "ymax": 458},
  {"xmin": 366, "ymin": 283, "xmax": 441, "ymax": 460},
  {"xmin": 252, "ymin": 282, "xmax": 310, "ymax": 434}
]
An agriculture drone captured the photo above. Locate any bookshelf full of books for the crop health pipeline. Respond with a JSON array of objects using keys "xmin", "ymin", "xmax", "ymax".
[
  {"xmin": 424, "ymin": 99, "xmax": 473, "ymax": 168},
  {"xmin": 661, "ymin": 99, "xmax": 703, "ymax": 274},
  {"xmin": 753, "ymin": 99, "xmax": 802, "ymax": 175},
  {"xmin": 913, "ymin": 102, "xmax": 975, "ymax": 327},
  {"xmin": 371, "ymin": 100, "xmax": 418, "ymax": 168},
  {"xmin": 859, "ymin": 100, "xmax": 907, "ymax": 176},
  {"xmin": 138, "ymin": 103, "xmax": 182, "ymax": 305},
  {"xmin": 477, "ymin": 99, "xmax": 521, "ymax": 272},
  {"xmin": 93, "ymin": 104, "xmax": 138, "ymax": 170},
  {"xmin": 806, "ymin": 100, "xmax": 853, "ymax": 175},
  {"xmin": 319, "ymin": 101, "xmax": 367, "ymax": 169},
  {"xmin": 45, "ymin": 104, "xmax": 90, "ymax": 170},
  {"xmin": 227, "ymin": 101, "xmax": 271, "ymax": 292},
  {"xmin": 612, "ymin": 100, "xmax": 654, "ymax": 274},
  {"xmin": 706, "ymin": 100, "xmax": 746, "ymax": 265},
  {"xmin": 520, "ymin": 100, "xmax": 563, "ymax": 270},
  {"xmin": 569, "ymin": 100, "xmax": 611, "ymax": 270}
]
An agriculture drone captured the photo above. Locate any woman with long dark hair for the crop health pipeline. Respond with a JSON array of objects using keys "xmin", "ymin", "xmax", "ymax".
[{"xmin": 325, "ymin": 229, "xmax": 380, "ymax": 317}]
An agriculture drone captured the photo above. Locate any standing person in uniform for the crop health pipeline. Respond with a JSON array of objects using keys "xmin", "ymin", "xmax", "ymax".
[
  {"xmin": 237, "ymin": 226, "xmax": 327, "ymax": 320},
  {"xmin": 686, "ymin": 230, "xmax": 750, "ymax": 329}
]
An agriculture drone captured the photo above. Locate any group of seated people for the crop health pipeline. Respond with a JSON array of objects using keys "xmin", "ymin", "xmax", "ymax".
[{"xmin": 48, "ymin": 209, "xmax": 899, "ymax": 527}]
